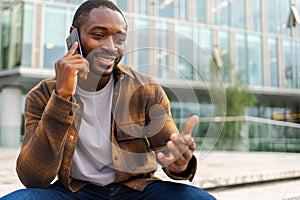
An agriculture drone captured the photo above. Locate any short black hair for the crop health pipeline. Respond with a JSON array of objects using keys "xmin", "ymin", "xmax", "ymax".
[{"xmin": 72, "ymin": 0, "xmax": 127, "ymax": 28}]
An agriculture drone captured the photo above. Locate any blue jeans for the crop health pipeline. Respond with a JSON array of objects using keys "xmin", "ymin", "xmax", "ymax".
[{"xmin": 1, "ymin": 180, "xmax": 216, "ymax": 200}]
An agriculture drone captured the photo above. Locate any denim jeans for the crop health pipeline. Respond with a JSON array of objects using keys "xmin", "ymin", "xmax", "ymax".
[{"xmin": 1, "ymin": 180, "xmax": 216, "ymax": 200}]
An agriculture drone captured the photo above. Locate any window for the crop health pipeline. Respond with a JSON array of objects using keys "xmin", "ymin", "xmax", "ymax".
[
  {"xmin": 218, "ymin": 31, "xmax": 231, "ymax": 83},
  {"xmin": 212, "ymin": 0, "xmax": 229, "ymax": 26},
  {"xmin": 155, "ymin": 21, "xmax": 171, "ymax": 78},
  {"xmin": 43, "ymin": 6, "xmax": 67, "ymax": 69},
  {"xmin": 250, "ymin": 0, "xmax": 261, "ymax": 31},
  {"xmin": 265, "ymin": 0, "xmax": 290, "ymax": 35},
  {"xmin": 115, "ymin": 0, "xmax": 128, "ymax": 12},
  {"xmin": 158, "ymin": 0, "xmax": 175, "ymax": 19},
  {"xmin": 135, "ymin": 0, "xmax": 150, "ymax": 15},
  {"xmin": 195, "ymin": 0, "xmax": 206, "ymax": 23},
  {"xmin": 230, "ymin": 0, "xmax": 245, "ymax": 29},
  {"xmin": 235, "ymin": 34, "xmax": 263, "ymax": 86},
  {"xmin": 134, "ymin": 19, "xmax": 150, "ymax": 75},
  {"xmin": 247, "ymin": 35, "xmax": 263, "ymax": 86},
  {"xmin": 267, "ymin": 38, "xmax": 279, "ymax": 87},
  {"xmin": 235, "ymin": 33, "xmax": 247, "ymax": 84},
  {"xmin": 21, "ymin": 3, "xmax": 34, "ymax": 67},
  {"xmin": 283, "ymin": 40, "xmax": 294, "ymax": 88},
  {"xmin": 0, "ymin": 3, "xmax": 22, "ymax": 69},
  {"xmin": 175, "ymin": 24, "xmax": 194, "ymax": 80},
  {"xmin": 196, "ymin": 27, "xmax": 212, "ymax": 82}
]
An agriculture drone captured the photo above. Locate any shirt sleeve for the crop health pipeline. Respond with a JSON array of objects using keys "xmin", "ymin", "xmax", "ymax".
[
  {"xmin": 16, "ymin": 85, "xmax": 79, "ymax": 188},
  {"xmin": 147, "ymin": 83, "xmax": 197, "ymax": 181}
]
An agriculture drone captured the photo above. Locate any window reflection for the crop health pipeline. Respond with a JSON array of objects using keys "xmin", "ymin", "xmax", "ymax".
[
  {"xmin": 156, "ymin": 21, "xmax": 171, "ymax": 78},
  {"xmin": 212, "ymin": 0, "xmax": 229, "ymax": 26},
  {"xmin": 115, "ymin": 0, "xmax": 128, "ymax": 12},
  {"xmin": 135, "ymin": 0, "xmax": 149, "ymax": 15},
  {"xmin": 43, "ymin": 6, "xmax": 66, "ymax": 69},
  {"xmin": 296, "ymin": 42, "xmax": 300, "ymax": 88},
  {"xmin": 175, "ymin": 24, "xmax": 194, "ymax": 80},
  {"xmin": 21, "ymin": 3, "xmax": 34, "ymax": 67},
  {"xmin": 195, "ymin": 0, "xmax": 206, "ymax": 23},
  {"xmin": 268, "ymin": 38, "xmax": 279, "ymax": 87},
  {"xmin": 283, "ymin": 40, "xmax": 294, "ymax": 88},
  {"xmin": 247, "ymin": 35, "xmax": 263, "ymax": 86},
  {"xmin": 0, "ymin": 3, "xmax": 22, "ymax": 69},
  {"xmin": 134, "ymin": 19, "xmax": 150, "ymax": 75},
  {"xmin": 158, "ymin": 0, "xmax": 174, "ymax": 18},
  {"xmin": 266, "ymin": 0, "xmax": 290, "ymax": 35},
  {"xmin": 197, "ymin": 28, "xmax": 212, "ymax": 82},
  {"xmin": 250, "ymin": 0, "xmax": 261, "ymax": 31},
  {"xmin": 218, "ymin": 31, "xmax": 231, "ymax": 83},
  {"xmin": 230, "ymin": 0, "xmax": 245, "ymax": 29},
  {"xmin": 235, "ymin": 33, "xmax": 247, "ymax": 84}
]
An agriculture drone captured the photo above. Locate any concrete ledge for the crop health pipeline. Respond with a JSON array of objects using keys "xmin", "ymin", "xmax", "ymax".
[
  {"xmin": 1, "ymin": 148, "xmax": 300, "ymax": 198},
  {"xmin": 155, "ymin": 151, "xmax": 300, "ymax": 190}
]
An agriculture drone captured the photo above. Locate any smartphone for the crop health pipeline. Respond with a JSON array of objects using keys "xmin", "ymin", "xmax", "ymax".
[{"xmin": 66, "ymin": 27, "xmax": 83, "ymax": 55}]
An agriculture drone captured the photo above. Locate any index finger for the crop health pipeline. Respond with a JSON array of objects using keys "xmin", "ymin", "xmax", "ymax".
[
  {"xmin": 65, "ymin": 42, "xmax": 79, "ymax": 57},
  {"xmin": 181, "ymin": 115, "xmax": 199, "ymax": 136}
]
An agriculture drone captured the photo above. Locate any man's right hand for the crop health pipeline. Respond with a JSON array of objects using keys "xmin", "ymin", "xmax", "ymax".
[{"xmin": 54, "ymin": 42, "xmax": 89, "ymax": 100}]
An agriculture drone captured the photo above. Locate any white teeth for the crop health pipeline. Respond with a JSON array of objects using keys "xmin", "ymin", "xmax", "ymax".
[{"xmin": 97, "ymin": 56, "xmax": 113, "ymax": 62}]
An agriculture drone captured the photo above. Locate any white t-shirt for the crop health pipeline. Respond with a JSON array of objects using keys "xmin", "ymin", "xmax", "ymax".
[{"xmin": 70, "ymin": 76, "xmax": 115, "ymax": 186}]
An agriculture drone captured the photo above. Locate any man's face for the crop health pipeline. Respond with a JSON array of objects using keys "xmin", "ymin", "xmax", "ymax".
[{"xmin": 78, "ymin": 7, "xmax": 127, "ymax": 76}]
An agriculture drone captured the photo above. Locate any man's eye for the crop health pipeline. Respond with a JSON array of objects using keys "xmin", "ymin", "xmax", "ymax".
[
  {"xmin": 114, "ymin": 37, "xmax": 125, "ymax": 44},
  {"xmin": 92, "ymin": 33, "xmax": 105, "ymax": 39}
]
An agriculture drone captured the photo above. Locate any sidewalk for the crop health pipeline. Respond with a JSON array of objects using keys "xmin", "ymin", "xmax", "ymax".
[{"xmin": 1, "ymin": 148, "xmax": 300, "ymax": 199}]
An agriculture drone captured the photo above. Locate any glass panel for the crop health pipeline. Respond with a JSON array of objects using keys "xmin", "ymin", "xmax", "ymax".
[
  {"xmin": 218, "ymin": 31, "xmax": 231, "ymax": 83},
  {"xmin": 266, "ymin": 0, "xmax": 290, "ymax": 35},
  {"xmin": 21, "ymin": 3, "xmax": 34, "ymax": 67},
  {"xmin": 0, "ymin": 3, "xmax": 22, "ymax": 69},
  {"xmin": 296, "ymin": 42, "xmax": 300, "ymax": 88},
  {"xmin": 297, "ymin": 0, "xmax": 300, "ymax": 37},
  {"xmin": 212, "ymin": 0, "xmax": 229, "ymax": 26},
  {"xmin": 197, "ymin": 27, "xmax": 212, "ymax": 82},
  {"xmin": 115, "ymin": 0, "xmax": 128, "ymax": 12},
  {"xmin": 135, "ymin": 0, "xmax": 149, "ymax": 15},
  {"xmin": 53, "ymin": 0, "xmax": 83, "ymax": 5},
  {"xmin": 250, "ymin": 0, "xmax": 261, "ymax": 31},
  {"xmin": 230, "ymin": 0, "xmax": 245, "ymax": 29},
  {"xmin": 247, "ymin": 35, "xmax": 263, "ymax": 86},
  {"xmin": 283, "ymin": 40, "xmax": 293, "ymax": 88},
  {"xmin": 267, "ymin": 38, "xmax": 279, "ymax": 87},
  {"xmin": 155, "ymin": 21, "xmax": 171, "ymax": 78},
  {"xmin": 266, "ymin": 0, "xmax": 278, "ymax": 33},
  {"xmin": 43, "ymin": 6, "xmax": 67, "ymax": 69},
  {"xmin": 135, "ymin": 19, "xmax": 150, "ymax": 75},
  {"xmin": 158, "ymin": 0, "xmax": 175, "ymax": 18},
  {"xmin": 176, "ymin": 0, "xmax": 188, "ymax": 21},
  {"xmin": 175, "ymin": 24, "xmax": 194, "ymax": 80},
  {"xmin": 195, "ymin": 0, "xmax": 206, "ymax": 23},
  {"xmin": 235, "ymin": 33, "xmax": 247, "ymax": 84}
]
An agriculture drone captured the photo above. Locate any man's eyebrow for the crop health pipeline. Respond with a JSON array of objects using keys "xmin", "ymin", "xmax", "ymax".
[{"xmin": 90, "ymin": 26, "xmax": 127, "ymax": 35}]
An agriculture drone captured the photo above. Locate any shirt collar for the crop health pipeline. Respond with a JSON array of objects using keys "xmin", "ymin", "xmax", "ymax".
[{"xmin": 114, "ymin": 64, "xmax": 135, "ymax": 80}]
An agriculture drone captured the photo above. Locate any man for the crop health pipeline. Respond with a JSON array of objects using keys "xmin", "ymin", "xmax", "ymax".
[{"xmin": 1, "ymin": 0, "xmax": 215, "ymax": 199}]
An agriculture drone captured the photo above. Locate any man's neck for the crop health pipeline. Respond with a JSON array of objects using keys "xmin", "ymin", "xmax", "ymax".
[{"xmin": 77, "ymin": 73, "xmax": 111, "ymax": 92}]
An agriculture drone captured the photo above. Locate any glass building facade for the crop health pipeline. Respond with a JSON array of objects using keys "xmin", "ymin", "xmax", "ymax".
[{"xmin": 0, "ymin": 0, "xmax": 300, "ymax": 151}]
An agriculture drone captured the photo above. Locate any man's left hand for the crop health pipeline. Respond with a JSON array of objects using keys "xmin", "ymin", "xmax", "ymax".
[{"xmin": 157, "ymin": 115, "xmax": 199, "ymax": 174}]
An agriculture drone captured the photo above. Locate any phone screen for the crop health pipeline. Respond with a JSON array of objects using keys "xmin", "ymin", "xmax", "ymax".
[{"xmin": 66, "ymin": 27, "xmax": 83, "ymax": 55}]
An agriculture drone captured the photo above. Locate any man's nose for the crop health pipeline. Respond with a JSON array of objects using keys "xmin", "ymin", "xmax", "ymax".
[{"xmin": 101, "ymin": 36, "xmax": 117, "ymax": 52}]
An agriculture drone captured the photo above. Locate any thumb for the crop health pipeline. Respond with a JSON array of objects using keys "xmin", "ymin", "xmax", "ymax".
[{"xmin": 181, "ymin": 115, "xmax": 199, "ymax": 136}]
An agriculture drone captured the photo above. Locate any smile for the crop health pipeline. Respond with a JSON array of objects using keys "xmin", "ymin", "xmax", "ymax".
[{"xmin": 97, "ymin": 56, "xmax": 115, "ymax": 62}]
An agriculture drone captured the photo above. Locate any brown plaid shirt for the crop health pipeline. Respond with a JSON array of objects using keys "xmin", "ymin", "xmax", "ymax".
[{"xmin": 16, "ymin": 64, "xmax": 197, "ymax": 192}]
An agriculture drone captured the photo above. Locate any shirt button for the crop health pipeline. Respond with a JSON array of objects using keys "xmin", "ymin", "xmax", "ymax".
[
  {"xmin": 69, "ymin": 111, "xmax": 74, "ymax": 116},
  {"xmin": 70, "ymin": 135, "xmax": 74, "ymax": 140},
  {"xmin": 114, "ymin": 156, "xmax": 118, "ymax": 160}
]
